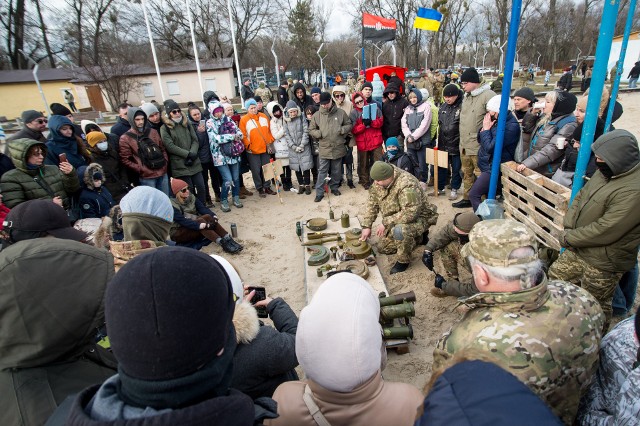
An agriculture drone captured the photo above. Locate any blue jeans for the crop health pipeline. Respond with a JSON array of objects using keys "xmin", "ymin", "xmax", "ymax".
[
  {"xmin": 444, "ymin": 154, "xmax": 462, "ymax": 190},
  {"xmin": 407, "ymin": 146, "xmax": 427, "ymax": 182},
  {"xmin": 140, "ymin": 174, "xmax": 169, "ymax": 196},
  {"xmin": 217, "ymin": 163, "xmax": 240, "ymax": 199},
  {"xmin": 629, "ymin": 77, "xmax": 638, "ymax": 89},
  {"xmin": 469, "ymin": 171, "xmax": 492, "ymax": 212},
  {"xmin": 612, "ymin": 257, "xmax": 638, "ymax": 316}
]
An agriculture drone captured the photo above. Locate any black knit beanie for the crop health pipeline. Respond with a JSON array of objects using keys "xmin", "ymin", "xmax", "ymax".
[
  {"xmin": 106, "ymin": 247, "xmax": 235, "ymax": 381},
  {"xmin": 163, "ymin": 99, "xmax": 180, "ymax": 114},
  {"xmin": 50, "ymin": 103, "xmax": 72, "ymax": 116},
  {"xmin": 552, "ymin": 91, "xmax": 577, "ymax": 119},
  {"xmin": 362, "ymin": 81, "xmax": 373, "ymax": 90},
  {"xmin": 460, "ymin": 67, "xmax": 480, "ymax": 83},
  {"xmin": 443, "ymin": 84, "xmax": 460, "ymax": 98}
]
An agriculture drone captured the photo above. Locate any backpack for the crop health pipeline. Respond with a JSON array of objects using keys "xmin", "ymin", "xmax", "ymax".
[{"xmin": 126, "ymin": 131, "xmax": 166, "ymax": 170}]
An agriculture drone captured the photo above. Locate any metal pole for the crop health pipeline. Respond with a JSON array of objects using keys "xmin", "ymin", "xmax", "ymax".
[
  {"xmin": 498, "ymin": 40, "xmax": 508, "ymax": 73},
  {"xmin": 391, "ymin": 44, "xmax": 396, "ymax": 67},
  {"xmin": 226, "ymin": 0, "xmax": 244, "ymax": 106},
  {"xmin": 605, "ymin": 0, "xmax": 637, "ymax": 131},
  {"xmin": 317, "ymin": 43, "xmax": 327, "ymax": 90},
  {"xmin": 141, "ymin": 0, "xmax": 165, "ymax": 101},
  {"xmin": 19, "ymin": 50, "xmax": 50, "ymax": 116},
  {"xmin": 185, "ymin": 0, "xmax": 204, "ymax": 106},
  {"xmin": 354, "ymin": 50, "xmax": 361, "ymax": 75},
  {"xmin": 271, "ymin": 40, "xmax": 280, "ymax": 87},
  {"xmin": 374, "ymin": 43, "xmax": 383, "ymax": 66},
  {"xmin": 576, "ymin": 48, "xmax": 582, "ymax": 66},
  {"xmin": 361, "ymin": 18, "xmax": 367, "ymax": 75},
  {"xmin": 571, "ymin": 0, "xmax": 621, "ymax": 202},
  {"xmin": 488, "ymin": 0, "xmax": 522, "ymax": 200},
  {"xmin": 482, "ymin": 48, "xmax": 487, "ymax": 69},
  {"xmin": 536, "ymin": 51, "xmax": 541, "ymax": 68}
]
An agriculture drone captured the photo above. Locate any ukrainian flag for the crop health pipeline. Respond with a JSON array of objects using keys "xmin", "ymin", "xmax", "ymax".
[{"xmin": 413, "ymin": 8, "xmax": 442, "ymax": 32}]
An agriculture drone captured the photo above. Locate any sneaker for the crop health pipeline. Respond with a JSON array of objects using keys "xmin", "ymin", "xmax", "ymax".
[
  {"xmin": 390, "ymin": 261, "xmax": 410, "ymax": 275},
  {"xmin": 452, "ymin": 199, "xmax": 472, "ymax": 208},
  {"xmin": 264, "ymin": 187, "xmax": 276, "ymax": 195},
  {"xmin": 232, "ymin": 196, "xmax": 243, "ymax": 208},
  {"xmin": 220, "ymin": 200, "xmax": 231, "ymax": 212},
  {"xmin": 314, "ymin": 195, "xmax": 324, "ymax": 202},
  {"xmin": 305, "ymin": 185, "xmax": 312, "ymax": 195},
  {"xmin": 331, "ymin": 189, "xmax": 341, "ymax": 196},
  {"xmin": 430, "ymin": 189, "xmax": 445, "ymax": 196},
  {"xmin": 448, "ymin": 189, "xmax": 458, "ymax": 200}
]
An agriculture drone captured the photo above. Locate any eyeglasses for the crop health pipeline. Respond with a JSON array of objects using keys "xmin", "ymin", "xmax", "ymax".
[
  {"xmin": 335, "ymin": 94, "xmax": 345, "ymax": 98},
  {"xmin": 34, "ymin": 119, "xmax": 48, "ymax": 124},
  {"xmin": 170, "ymin": 109, "xmax": 181, "ymax": 114},
  {"xmin": 180, "ymin": 188, "xmax": 189, "ymax": 193},
  {"xmin": 355, "ymin": 99, "xmax": 364, "ymax": 105}
]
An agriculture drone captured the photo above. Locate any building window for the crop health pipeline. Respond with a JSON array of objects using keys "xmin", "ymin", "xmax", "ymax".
[
  {"xmin": 205, "ymin": 78, "xmax": 217, "ymax": 92},
  {"xmin": 142, "ymin": 82, "xmax": 154, "ymax": 97},
  {"xmin": 167, "ymin": 80, "xmax": 180, "ymax": 96}
]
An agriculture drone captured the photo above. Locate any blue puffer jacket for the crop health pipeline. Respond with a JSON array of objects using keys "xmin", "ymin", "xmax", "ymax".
[
  {"xmin": 477, "ymin": 112, "xmax": 521, "ymax": 173},
  {"xmin": 415, "ymin": 360, "xmax": 562, "ymax": 426},
  {"xmin": 45, "ymin": 115, "xmax": 88, "ymax": 170}
]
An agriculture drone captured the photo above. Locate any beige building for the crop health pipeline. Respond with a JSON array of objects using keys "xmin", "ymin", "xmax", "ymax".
[{"xmin": 0, "ymin": 59, "xmax": 236, "ymax": 120}]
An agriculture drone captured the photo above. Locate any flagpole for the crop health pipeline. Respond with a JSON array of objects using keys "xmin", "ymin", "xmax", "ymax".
[
  {"xmin": 185, "ymin": 0, "xmax": 204, "ymax": 107},
  {"xmin": 227, "ymin": 0, "xmax": 244, "ymax": 107},
  {"xmin": 141, "ymin": 0, "xmax": 165, "ymax": 101},
  {"xmin": 361, "ymin": 14, "xmax": 367, "ymax": 76}
]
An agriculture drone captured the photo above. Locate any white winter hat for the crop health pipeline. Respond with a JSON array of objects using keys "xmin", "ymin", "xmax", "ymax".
[
  {"xmin": 486, "ymin": 94, "xmax": 514, "ymax": 113},
  {"xmin": 296, "ymin": 273, "xmax": 385, "ymax": 392},
  {"xmin": 210, "ymin": 255, "xmax": 243, "ymax": 305},
  {"xmin": 419, "ymin": 88, "xmax": 430, "ymax": 99}
]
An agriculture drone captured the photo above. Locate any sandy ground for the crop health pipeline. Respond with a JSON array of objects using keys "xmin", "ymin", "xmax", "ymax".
[{"xmin": 197, "ymin": 91, "xmax": 640, "ymax": 390}]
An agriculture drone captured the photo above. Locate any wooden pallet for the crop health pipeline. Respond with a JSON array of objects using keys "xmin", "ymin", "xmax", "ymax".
[{"xmin": 500, "ymin": 162, "xmax": 571, "ymax": 251}]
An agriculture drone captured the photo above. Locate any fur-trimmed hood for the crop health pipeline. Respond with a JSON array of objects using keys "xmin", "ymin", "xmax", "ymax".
[
  {"xmin": 233, "ymin": 301, "xmax": 260, "ymax": 345},
  {"xmin": 80, "ymin": 162, "xmax": 105, "ymax": 189},
  {"xmin": 161, "ymin": 110, "xmax": 189, "ymax": 129},
  {"xmin": 466, "ymin": 83, "xmax": 492, "ymax": 98}
]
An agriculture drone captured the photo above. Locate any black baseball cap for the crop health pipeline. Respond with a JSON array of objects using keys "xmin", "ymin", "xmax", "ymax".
[
  {"xmin": 320, "ymin": 92, "xmax": 332, "ymax": 105},
  {"xmin": 3, "ymin": 199, "xmax": 88, "ymax": 242}
]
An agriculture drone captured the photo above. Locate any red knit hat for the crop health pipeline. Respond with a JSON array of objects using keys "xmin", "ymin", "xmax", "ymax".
[{"xmin": 170, "ymin": 178, "xmax": 188, "ymax": 195}]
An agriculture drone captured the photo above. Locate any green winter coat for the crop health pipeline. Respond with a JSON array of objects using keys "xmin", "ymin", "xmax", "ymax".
[
  {"xmin": 160, "ymin": 113, "xmax": 202, "ymax": 177},
  {"xmin": 0, "ymin": 138, "xmax": 80, "ymax": 209},
  {"xmin": 459, "ymin": 83, "xmax": 496, "ymax": 155},
  {"xmin": 0, "ymin": 238, "xmax": 116, "ymax": 426},
  {"xmin": 561, "ymin": 131, "xmax": 640, "ymax": 272},
  {"xmin": 308, "ymin": 104, "xmax": 352, "ymax": 160}
]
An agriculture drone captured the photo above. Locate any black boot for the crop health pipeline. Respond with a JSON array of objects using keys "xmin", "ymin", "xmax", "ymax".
[
  {"xmin": 220, "ymin": 236, "xmax": 241, "ymax": 254},
  {"xmin": 390, "ymin": 261, "xmax": 410, "ymax": 275},
  {"xmin": 452, "ymin": 199, "xmax": 472, "ymax": 208}
]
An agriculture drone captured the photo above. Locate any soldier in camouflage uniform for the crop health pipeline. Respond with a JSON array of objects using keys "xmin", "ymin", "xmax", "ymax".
[
  {"xmin": 346, "ymin": 76, "xmax": 356, "ymax": 95},
  {"xmin": 432, "ymin": 71, "xmax": 445, "ymax": 105},
  {"xmin": 354, "ymin": 75, "xmax": 365, "ymax": 94},
  {"xmin": 254, "ymin": 82, "xmax": 273, "ymax": 102},
  {"xmin": 360, "ymin": 162, "xmax": 438, "ymax": 274},
  {"xmin": 422, "ymin": 212, "xmax": 481, "ymax": 298},
  {"xmin": 432, "ymin": 219, "xmax": 605, "ymax": 425}
]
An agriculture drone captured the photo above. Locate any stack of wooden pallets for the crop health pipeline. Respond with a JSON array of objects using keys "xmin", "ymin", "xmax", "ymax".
[{"xmin": 500, "ymin": 162, "xmax": 571, "ymax": 250}]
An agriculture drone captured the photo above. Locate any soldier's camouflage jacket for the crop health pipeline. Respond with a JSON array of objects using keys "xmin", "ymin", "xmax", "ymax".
[
  {"xmin": 361, "ymin": 167, "xmax": 438, "ymax": 230},
  {"xmin": 433, "ymin": 278, "xmax": 604, "ymax": 424},
  {"xmin": 425, "ymin": 222, "xmax": 459, "ymax": 253},
  {"xmin": 577, "ymin": 316, "xmax": 640, "ymax": 425}
]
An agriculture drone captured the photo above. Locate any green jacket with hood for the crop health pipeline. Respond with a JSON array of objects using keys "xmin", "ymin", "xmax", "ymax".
[
  {"xmin": 0, "ymin": 138, "xmax": 80, "ymax": 209},
  {"xmin": 459, "ymin": 83, "xmax": 496, "ymax": 155},
  {"xmin": 160, "ymin": 110, "xmax": 202, "ymax": 177},
  {"xmin": 0, "ymin": 238, "xmax": 115, "ymax": 426},
  {"xmin": 308, "ymin": 103, "xmax": 352, "ymax": 160},
  {"xmin": 561, "ymin": 130, "xmax": 640, "ymax": 272}
]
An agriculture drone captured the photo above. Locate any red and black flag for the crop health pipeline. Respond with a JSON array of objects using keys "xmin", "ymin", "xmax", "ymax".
[{"xmin": 362, "ymin": 13, "xmax": 397, "ymax": 42}]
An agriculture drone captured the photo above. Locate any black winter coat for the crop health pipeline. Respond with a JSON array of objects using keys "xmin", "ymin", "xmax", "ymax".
[
  {"xmin": 292, "ymin": 82, "xmax": 314, "ymax": 113},
  {"xmin": 0, "ymin": 153, "xmax": 14, "ymax": 180},
  {"xmin": 381, "ymin": 93, "xmax": 409, "ymax": 140},
  {"xmin": 110, "ymin": 117, "xmax": 131, "ymax": 138},
  {"xmin": 190, "ymin": 120, "xmax": 213, "ymax": 164},
  {"xmin": 277, "ymin": 86, "xmax": 289, "ymax": 107},
  {"xmin": 88, "ymin": 140, "xmax": 131, "ymax": 203},
  {"xmin": 231, "ymin": 298, "xmax": 299, "ymax": 399},
  {"xmin": 241, "ymin": 85, "xmax": 255, "ymax": 101},
  {"xmin": 438, "ymin": 94, "xmax": 463, "ymax": 155},
  {"xmin": 558, "ymin": 72, "xmax": 573, "ymax": 91}
]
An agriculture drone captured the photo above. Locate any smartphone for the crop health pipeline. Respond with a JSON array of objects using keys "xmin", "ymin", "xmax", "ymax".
[
  {"xmin": 59, "ymin": 153, "xmax": 68, "ymax": 163},
  {"xmin": 248, "ymin": 286, "xmax": 268, "ymax": 318},
  {"xmin": 199, "ymin": 119, "xmax": 205, "ymax": 127}
]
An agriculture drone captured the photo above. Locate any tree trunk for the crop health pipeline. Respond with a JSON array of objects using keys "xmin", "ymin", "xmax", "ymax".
[
  {"xmin": 33, "ymin": 0, "xmax": 56, "ymax": 68},
  {"xmin": 11, "ymin": 0, "xmax": 26, "ymax": 69}
]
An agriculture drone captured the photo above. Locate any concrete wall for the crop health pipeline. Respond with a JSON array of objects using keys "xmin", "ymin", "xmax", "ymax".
[
  {"xmin": 0, "ymin": 81, "xmax": 83, "ymax": 120},
  {"xmin": 609, "ymin": 33, "xmax": 640, "ymax": 83}
]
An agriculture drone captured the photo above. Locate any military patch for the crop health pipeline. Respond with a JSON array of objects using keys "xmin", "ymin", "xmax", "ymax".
[
  {"xmin": 405, "ymin": 188, "xmax": 418, "ymax": 204},
  {"xmin": 83, "ymin": 203, "xmax": 91, "ymax": 210}
]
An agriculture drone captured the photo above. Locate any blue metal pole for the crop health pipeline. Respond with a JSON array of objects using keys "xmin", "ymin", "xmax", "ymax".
[
  {"xmin": 605, "ymin": 0, "xmax": 636, "ymax": 131},
  {"xmin": 571, "ymin": 0, "xmax": 621, "ymax": 203},
  {"xmin": 488, "ymin": 0, "xmax": 521, "ymax": 199}
]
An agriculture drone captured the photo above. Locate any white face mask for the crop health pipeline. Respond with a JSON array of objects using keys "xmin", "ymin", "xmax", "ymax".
[
  {"xmin": 171, "ymin": 117, "xmax": 182, "ymax": 123},
  {"xmin": 96, "ymin": 141, "xmax": 109, "ymax": 151}
]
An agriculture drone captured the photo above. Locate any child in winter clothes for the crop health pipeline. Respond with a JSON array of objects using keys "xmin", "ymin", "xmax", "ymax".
[
  {"xmin": 78, "ymin": 163, "xmax": 115, "ymax": 219},
  {"xmin": 372, "ymin": 73, "xmax": 385, "ymax": 105},
  {"xmin": 284, "ymin": 101, "xmax": 313, "ymax": 195},
  {"xmin": 206, "ymin": 101, "xmax": 244, "ymax": 212},
  {"xmin": 267, "ymin": 102, "xmax": 292, "ymax": 191}
]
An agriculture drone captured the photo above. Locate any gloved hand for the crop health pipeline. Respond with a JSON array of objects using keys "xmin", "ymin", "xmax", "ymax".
[
  {"xmin": 422, "ymin": 250, "xmax": 434, "ymax": 270},
  {"xmin": 363, "ymin": 118, "xmax": 372, "ymax": 127},
  {"xmin": 186, "ymin": 152, "xmax": 197, "ymax": 161},
  {"xmin": 434, "ymin": 274, "xmax": 445, "ymax": 289},
  {"xmin": 185, "ymin": 152, "xmax": 197, "ymax": 166}
]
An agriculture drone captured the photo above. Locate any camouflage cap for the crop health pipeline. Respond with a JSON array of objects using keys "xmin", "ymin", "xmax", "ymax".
[{"xmin": 460, "ymin": 219, "xmax": 538, "ymax": 267}]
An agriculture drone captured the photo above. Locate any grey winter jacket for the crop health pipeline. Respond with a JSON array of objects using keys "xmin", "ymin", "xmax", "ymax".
[
  {"xmin": 284, "ymin": 108, "xmax": 313, "ymax": 172},
  {"xmin": 522, "ymin": 114, "xmax": 577, "ymax": 178},
  {"xmin": 308, "ymin": 104, "xmax": 352, "ymax": 160},
  {"xmin": 459, "ymin": 84, "xmax": 496, "ymax": 155}
]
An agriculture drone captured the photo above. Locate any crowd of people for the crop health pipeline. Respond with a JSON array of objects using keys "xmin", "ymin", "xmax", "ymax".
[{"xmin": 0, "ymin": 66, "xmax": 639, "ymax": 425}]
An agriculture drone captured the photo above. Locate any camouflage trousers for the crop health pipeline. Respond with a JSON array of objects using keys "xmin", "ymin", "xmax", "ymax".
[
  {"xmin": 377, "ymin": 222, "xmax": 426, "ymax": 264},
  {"xmin": 548, "ymin": 250, "xmax": 623, "ymax": 331},
  {"xmin": 461, "ymin": 154, "xmax": 479, "ymax": 200},
  {"xmin": 441, "ymin": 240, "xmax": 462, "ymax": 279}
]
